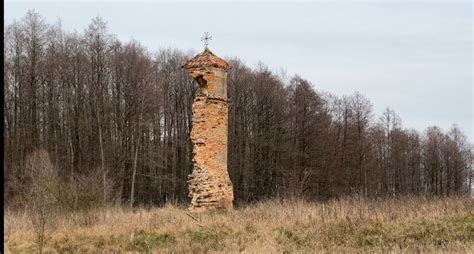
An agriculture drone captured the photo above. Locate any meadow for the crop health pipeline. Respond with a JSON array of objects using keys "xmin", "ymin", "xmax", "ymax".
[{"xmin": 4, "ymin": 196, "xmax": 474, "ymax": 253}]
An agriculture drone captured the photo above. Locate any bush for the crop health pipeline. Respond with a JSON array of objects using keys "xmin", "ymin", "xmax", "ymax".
[
  {"xmin": 19, "ymin": 150, "xmax": 116, "ymax": 253},
  {"xmin": 19, "ymin": 150, "xmax": 116, "ymax": 212},
  {"xmin": 24, "ymin": 150, "xmax": 58, "ymax": 253}
]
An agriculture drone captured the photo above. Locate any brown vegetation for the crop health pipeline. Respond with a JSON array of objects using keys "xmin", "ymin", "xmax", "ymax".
[
  {"xmin": 3, "ymin": 10, "xmax": 474, "ymax": 254},
  {"xmin": 4, "ymin": 11, "xmax": 472, "ymax": 208},
  {"xmin": 5, "ymin": 197, "xmax": 474, "ymax": 253}
]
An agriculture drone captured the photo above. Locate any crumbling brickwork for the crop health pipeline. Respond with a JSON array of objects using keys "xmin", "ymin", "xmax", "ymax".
[
  {"xmin": 183, "ymin": 48, "xmax": 233, "ymax": 212},
  {"xmin": 188, "ymin": 96, "xmax": 233, "ymax": 211}
]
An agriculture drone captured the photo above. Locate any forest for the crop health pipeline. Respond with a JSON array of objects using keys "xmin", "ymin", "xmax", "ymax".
[{"xmin": 4, "ymin": 11, "xmax": 473, "ymax": 210}]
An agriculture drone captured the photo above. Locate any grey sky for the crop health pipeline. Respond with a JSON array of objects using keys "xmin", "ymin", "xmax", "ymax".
[{"xmin": 5, "ymin": 1, "xmax": 473, "ymax": 142}]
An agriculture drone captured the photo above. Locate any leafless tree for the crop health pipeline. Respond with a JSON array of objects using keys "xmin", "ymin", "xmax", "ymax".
[{"xmin": 4, "ymin": 11, "xmax": 472, "ymax": 210}]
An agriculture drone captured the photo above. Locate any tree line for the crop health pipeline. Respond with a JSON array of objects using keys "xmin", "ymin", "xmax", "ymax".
[{"xmin": 4, "ymin": 11, "xmax": 472, "ymax": 208}]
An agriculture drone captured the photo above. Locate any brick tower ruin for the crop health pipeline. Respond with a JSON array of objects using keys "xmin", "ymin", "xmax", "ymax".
[{"xmin": 182, "ymin": 46, "xmax": 234, "ymax": 212}]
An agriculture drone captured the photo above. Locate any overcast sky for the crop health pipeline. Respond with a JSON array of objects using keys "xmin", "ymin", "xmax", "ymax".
[{"xmin": 5, "ymin": 1, "xmax": 473, "ymax": 142}]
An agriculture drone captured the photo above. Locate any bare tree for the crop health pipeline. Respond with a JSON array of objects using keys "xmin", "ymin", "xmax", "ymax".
[
  {"xmin": 25, "ymin": 150, "xmax": 58, "ymax": 253},
  {"xmin": 4, "ymin": 11, "xmax": 472, "ymax": 209}
]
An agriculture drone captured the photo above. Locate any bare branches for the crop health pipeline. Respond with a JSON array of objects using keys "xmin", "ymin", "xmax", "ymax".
[{"xmin": 4, "ymin": 11, "xmax": 472, "ymax": 209}]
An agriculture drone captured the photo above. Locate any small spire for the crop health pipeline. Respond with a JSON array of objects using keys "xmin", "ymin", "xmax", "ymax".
[{"xmin": 201, "ymin": 32, "xmax": 212, "ymax": 49}]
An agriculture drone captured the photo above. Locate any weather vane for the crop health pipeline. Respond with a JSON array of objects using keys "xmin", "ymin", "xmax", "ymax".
[{"xmin": 201, "ymin": 32, "xmax": 212, "ymax": 49}]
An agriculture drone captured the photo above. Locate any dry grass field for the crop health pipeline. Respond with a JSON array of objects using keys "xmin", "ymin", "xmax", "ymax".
[{"xmin": 4, "ymin": 196, "xmax": 474, "ymax": 253}]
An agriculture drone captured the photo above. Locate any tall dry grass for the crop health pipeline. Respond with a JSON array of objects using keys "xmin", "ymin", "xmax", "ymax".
[{"xmin": 4, "ymin": 196, "xmax": 474, "ymax": 253}]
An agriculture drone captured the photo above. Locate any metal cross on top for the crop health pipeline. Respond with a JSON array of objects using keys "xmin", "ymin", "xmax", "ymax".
[{"xmin": 201, "ymin": 32, "xmax": 212, "ymax": 49}]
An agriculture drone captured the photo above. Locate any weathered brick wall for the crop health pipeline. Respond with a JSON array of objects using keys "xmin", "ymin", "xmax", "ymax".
[
  {"xmin": 187, "ymin": 67, "xmax": 227, "ymax": 98},
  {"xmin": 183, "ymin": 49, "xmax": 233, "ymax": 212},
  {"xmin": 188, "ymin": 96, "xmax": 233, "ymax": 211}
]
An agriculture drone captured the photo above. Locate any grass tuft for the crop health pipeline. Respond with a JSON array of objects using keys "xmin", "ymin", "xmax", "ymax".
[{"xmin": 129, "ymin": 232, "xmax": 176, "ymax": 252}]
